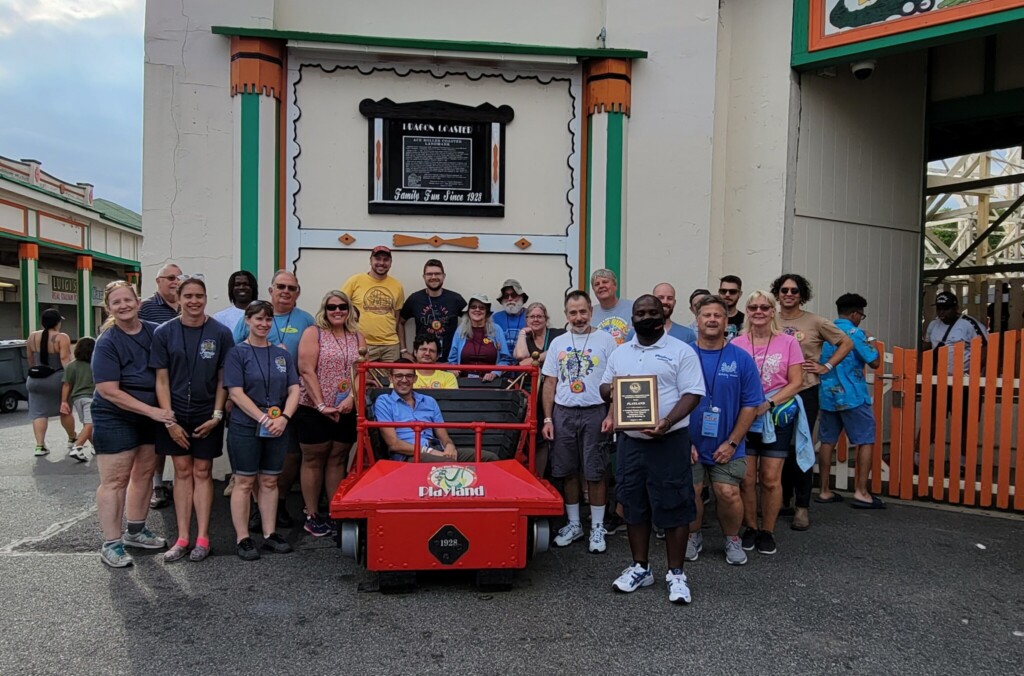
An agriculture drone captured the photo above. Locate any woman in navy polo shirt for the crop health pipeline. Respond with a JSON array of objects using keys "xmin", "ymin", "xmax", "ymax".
[
  {"xmin": 92, "ymin": 281, "xmax": 176, "ymax": 568},
  {"xmin": 151, "ymin": 276, "xmax": 234, "ymax": 563},
  {"xmin": 223, "ymin": 300, "xmax": 300, "ymax": 561}
]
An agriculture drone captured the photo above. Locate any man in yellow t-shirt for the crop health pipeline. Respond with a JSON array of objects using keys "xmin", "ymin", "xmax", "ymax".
[
  {"xmin": 412, "ymin": 335, "xmax": 458, "ymax": 390},
  {"xmin": 341, "ymin": 246, "xmax": 406, "ymax": 362}
]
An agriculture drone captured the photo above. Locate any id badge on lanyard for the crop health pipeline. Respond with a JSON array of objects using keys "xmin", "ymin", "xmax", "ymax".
[{"xmin": 701, "ymin": 407, "xmax": 721, "ymax": 438}]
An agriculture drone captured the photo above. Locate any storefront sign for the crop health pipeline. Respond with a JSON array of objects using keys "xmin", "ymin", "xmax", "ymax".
[
  {"xmin": 50, "ymin": 275, "xmax": 77, "ymax": 303},
  {"xmin": 360, "ymin": 98, "xmax": 514, "ymax": 217}
]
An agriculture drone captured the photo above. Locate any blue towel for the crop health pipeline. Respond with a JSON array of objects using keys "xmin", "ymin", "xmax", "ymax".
[{"xmin": 749, "ymin": 388, "xmax": 814, "ymax": 471}]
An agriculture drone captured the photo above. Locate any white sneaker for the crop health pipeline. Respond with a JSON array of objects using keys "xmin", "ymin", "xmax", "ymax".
[
  {"xmin": 612, "ymin": 563, "xmax": 654, "ymax": 593},
  {"xmin": 666, "ymin": 569, "xmax": 692, "ymax": 604},
  {"xmin": 724, "ymin": 536, "xmax": 748, "ymax": 566},
  {"xmin": 554, "ymin": 522, "xmax": 584, "ymax": 547},
  {"xmin": 588, "ymin": 524, "xmax": 607, "ymax": 553},
  {"xmin": 685, "ymin": 531, "xmax": 703, "ymax": 562},
  {"xmin": 69, "ymin": 446, "xmax": 88, "ymax": 463}
]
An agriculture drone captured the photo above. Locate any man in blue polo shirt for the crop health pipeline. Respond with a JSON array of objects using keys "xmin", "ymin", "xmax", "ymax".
[
  {"xmin": 817, "ymin": 293, "xmax": 882, "ymax": 509},
  {"xmin": 686, "ymin": 295, "xmax": 763, "ymax": 566},
  {"xmin": 374, "ymin": 361, "xmax": 497, "ymax": 462},
  {"xmin": 139, "ymin": 263, "xmax": 182, "ymax": 326}
]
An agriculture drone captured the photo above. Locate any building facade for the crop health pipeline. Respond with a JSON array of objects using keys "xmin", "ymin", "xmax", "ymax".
[
  {"xmin": 0, "ymin": 156, "xmax": 142, "ymax": 340},
  {"xmin": 142, "ymin": 0, "xmax": 1024, "ymax": 348}
]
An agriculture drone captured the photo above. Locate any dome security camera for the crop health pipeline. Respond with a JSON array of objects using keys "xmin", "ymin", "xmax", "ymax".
[{"xmin": 850, "ymin": 60, "xmax": 876, "ymax": 80}]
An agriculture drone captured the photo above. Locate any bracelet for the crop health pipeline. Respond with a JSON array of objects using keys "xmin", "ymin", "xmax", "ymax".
[
  {"xmin": 316, "ymin": 402, "xmax": 327, "ymax": 412},
  {"xmin": 258, "ymin": 414, "xmax": 269, "ymax": 425},
  {"xmin": 824, "ymin": 362, "xmax": 834, "ymax": 371},
  {"xmin": 212, "ymin": 410, "xmax": 224, "ymax": 420},
  {"xmin": 543, "ymin": 417, "xmax": 553, "ymax": 424},
  {"xmin": 281, "ymin": 413, "xmax": 291, "ymax": 422},
  {"xmin": 165, "ymin": 421, "xmax": 176, "ymax": 428}
]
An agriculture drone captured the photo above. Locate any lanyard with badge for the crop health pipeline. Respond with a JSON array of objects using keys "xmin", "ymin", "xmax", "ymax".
[
  {"xmin": 271, "ymin": 311, "xmax": 293, "ymax": 349},
  {"xmin": 567, "ymin": 329, "xmax": 592, "ymax": 394},
  {"xmin": 249, "ymin": 343, "xmax": 279, "ymax": 437},
  {"xmin": 695, "ymin": 345, "xmax": 725, "ymax": 438},
  {"xmin": 179, "ymin": 318, "xmax": 207, "ymax": 418}
]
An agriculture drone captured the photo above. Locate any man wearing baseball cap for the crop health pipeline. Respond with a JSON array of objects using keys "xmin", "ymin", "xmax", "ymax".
[
  {"xmin": 493, "ymin": 279, "xmax": 529, "ymax": 348},
  {"xmin": 341, "ymin": 246, "xmax": 406, "ymax": 363},
  {"xmin": 924, "ymin": 291, "xmax": 988, "ymax": 372}
]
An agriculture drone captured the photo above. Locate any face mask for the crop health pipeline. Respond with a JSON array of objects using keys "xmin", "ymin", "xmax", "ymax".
[
  {"xmin": 634, "ymin": 317, "xmax": 664, "ymax": 338},
  {"xmin": 503, "ymin": 299, "xmax": 524, "ymax": 315}
]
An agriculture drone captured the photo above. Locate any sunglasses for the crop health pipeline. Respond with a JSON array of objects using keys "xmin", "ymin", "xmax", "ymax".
[
  {"xmin": 748, "ymin": 304, "xmax": 773, "ymax": 312},
  {"xmin": 157, "ymin": 275, "xmax": 179, "ymax": 282},
  {"xmin": 718, "ymin": 288, "xmax": 740, "ymax": 295},
  {"xmin": 325, "ymin": 303, "xmax": 349, "ymax": 312},
  {"xmin": 778, "ymin": 288, "xmax": 801, "ymax": 295},
  {"xmin": 274, "ymin": 283, "xmax": 299, "ymax": 292},
  {"xmin": 176, "ymin": 273, "xmax": 205, "ymax": 282}
]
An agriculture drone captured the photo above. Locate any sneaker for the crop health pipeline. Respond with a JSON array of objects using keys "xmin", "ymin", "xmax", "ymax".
[
  {"xmin": 100, "ymin": 541, "xmax": 134, "ymax": 568},
  {"xmin": 223, "ymin": 475, "xmax": 235, "ymax": 497},
  {"xmin": 189, "ymin": 544, "xmax": 210, "ymax": 562},
  {"xmin": 740, "ymin": 526, "xmax": 756, "ymax": 552},
  {"xmin": 654, "ymin": 527, "xmax": 666, "ymax": 540},
  {"xmin": 604, "ymin": 511, "xmax": 625, "ymax": 535},
  {"xmin": 34, "ymin": 445, "xmax": 49, "ymax": 457},
  {"xmin": 163, "ymin": 543, "xmax": 189, "ymax": 562},
  {"xmin": 666, "ymin": 569, "xmax": 692, "ymax": 604},
  {"xmin": 123, "ymin": 527, "xmax": 167, "ymax": 550},
  {"xmin": 724, "ymin": 536, "xmax": 748, "ymax": 565},
  {"xmin": 612, "ymin": 563, "xmax": 654, "ymax": 593},
  {"xmin": 755, "ymin": 530, "xmax": 777, "ymax": 555},
  {"xmin": 685, "ymin": 531, "xmax": 703, "ymax": 562},
  {"xmin": 248, "ymin": 509, "xmax": 262, "ymax": 533},
  {"xmin": 236, "ymin": 537, "xmax": 260, "ymax": 561},
  {"xmin": 304, "ymin": 513, "xmax": 331, "ymax": 538},
  {"xmin": 554, "ymin": 522, "xmax": 584, "ymax": 547},
  {"xmin": 149, "ymin": 485, "xmax": 170, "ymax": 509},
  {"xmin": 261, "ymin": 532, "xmax": 294, "ymax": 554},
  {"xmin": 67, "ymin": 438, "xmax": 76, "ymax": 451},
  {"xmin": 69, "ymin": 446, "xmax": 88, "ymax": 463},
  {"xmin": 588, "ymin": 524, "xmax": 607, "ymax": 553},
  {"xmin": 276, "ymin": 502, "xmax": 294, "ymax": 529}
]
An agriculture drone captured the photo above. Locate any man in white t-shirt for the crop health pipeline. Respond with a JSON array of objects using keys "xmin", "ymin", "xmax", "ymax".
[
  {"xmin": 213, "ymin": 270, "xmax": 257, "ymax": 330},
  {"xmin": 600, "ymin": 295, "xmax": 705, "ymax": 605},
  {"xmin": 924, "ymin": 291, "xmax": 988, "ymax": 372},
  {"xmin": 542, "ymin": 290, "xmax": 619, "ymax": 554}
]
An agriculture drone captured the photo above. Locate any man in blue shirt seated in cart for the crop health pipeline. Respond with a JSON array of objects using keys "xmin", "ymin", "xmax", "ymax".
[{"xmin": 375, "ymin": 360, "xmax": 497, "ymax": 462}]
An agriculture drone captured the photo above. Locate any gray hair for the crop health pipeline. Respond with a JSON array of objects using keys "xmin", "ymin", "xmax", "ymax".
[{"xmin": 590, "ymin": 268, "xmax": 617, "ymax": 286}]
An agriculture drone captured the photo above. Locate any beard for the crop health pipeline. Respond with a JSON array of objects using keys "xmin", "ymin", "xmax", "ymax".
[{"xmin": 503, "ymin": 299, "xmax": 524, "ymax": 315}]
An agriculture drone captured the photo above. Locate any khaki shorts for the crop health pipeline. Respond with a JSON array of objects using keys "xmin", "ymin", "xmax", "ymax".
[{"xmin": 691, "ymin": 457, "xmax": 747, "ymax": 486}]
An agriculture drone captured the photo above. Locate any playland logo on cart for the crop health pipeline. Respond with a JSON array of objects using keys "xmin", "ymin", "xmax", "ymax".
[{"xmin": 419, "ymin": 465, "xmax": 485, "ymax": 498}]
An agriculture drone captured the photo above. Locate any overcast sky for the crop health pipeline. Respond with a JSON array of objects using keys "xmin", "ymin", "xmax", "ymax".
[{"xmin": 0, "ymin": 0, "xmax": 143, "ymax": 211}]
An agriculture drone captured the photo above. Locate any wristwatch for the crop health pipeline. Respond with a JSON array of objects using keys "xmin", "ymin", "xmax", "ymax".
[
  {"xmin": 767, "ymin": 399, "xmax": 776, "ymax": 411},
  {"xmin": 727, "ymin": 440, "xmax": 738, "ymax": 449}
]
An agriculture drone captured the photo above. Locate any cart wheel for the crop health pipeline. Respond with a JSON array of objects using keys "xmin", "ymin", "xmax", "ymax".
[
  {"xmin": 339, "ymin": 520, "xmax": 365, "ymax": 564},
  {"xmin": 0, "ymin": 392, "xmax": 17, "ymax": 414},
  {"xmin": 528, "ymin": 518, "xmax": 550, "ymax": 559}
]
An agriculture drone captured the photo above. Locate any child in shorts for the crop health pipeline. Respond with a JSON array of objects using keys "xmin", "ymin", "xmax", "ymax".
[{"xmin": 60, "ymin": 337, "xmax": 96, "ymax": 462}]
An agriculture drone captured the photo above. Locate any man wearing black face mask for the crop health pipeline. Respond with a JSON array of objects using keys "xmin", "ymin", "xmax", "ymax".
[{"xmin": 600, "ymin": 295, "xmax": 705, "ymax": 604}]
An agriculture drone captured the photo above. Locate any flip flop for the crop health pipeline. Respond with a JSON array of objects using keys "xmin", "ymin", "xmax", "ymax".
[
  {"xmin": 814, "ymin": 493, "xmax": 844, "ymax": 504},
  {"xmin": 851, "ymin": 496, "xmax": 886, "ymax": 510}
]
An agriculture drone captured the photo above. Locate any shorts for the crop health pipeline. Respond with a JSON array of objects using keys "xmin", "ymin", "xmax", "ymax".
[
  {"xmin": 92, "ymin": 406, "xmax": 157, "ymax": 454},
  {"xmin": 692, "ymin": 457, "xmax": 747, "ymax": 486},
  {"xmin": 745, "ymin": 419, "xmax": 795, "ymax": 459},
  {"xmin": 155, "ymin": 411, "xmax": 225, "ymax": 459},
  {"xmin": 294, "ymin": 404, "xmax": 357, "ymax": 445},
  {"xmin": 366, "ymin": 343, "xmax": 401, "ymax": 363},
  {"xmin": 72, "ymin": 397, "xmax": 92, "ymax": 425},
  {"xmin": 550, "ymin": 404, "xmax": 611, "ymax": 481},
  {"xmin": 615, "ymin": 428, "xmax": 696, "ymax": 529},
  {"xmin": 819, "ymin": 404, "xmax": 876, "ymax": 446},
  {"xmin": 227, "ymin": 424, "xmax": 289, "ymax": 476}
]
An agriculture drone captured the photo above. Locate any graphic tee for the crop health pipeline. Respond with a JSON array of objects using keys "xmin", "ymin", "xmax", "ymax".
[
  {"xmin": 726, "ymin": 310, "xmax": 744, "ymax": 342},
  {"xmin": 150, "ymin": 317, "xmax": 234, "ymax": 415},
  {"xmin": 542, "ymin": 329, "xmax": 618, "ymax": 407},
  {"xmin": 778, "ymin": 310, "xmax": 847, "ymax": 389},
  {"xmin": 341, "ymin": 273, "xmax": 405, "ymax": 346},
  {"xmin": 688, "ymin": 342, "xmax": 764, "ymax": 463},
  {"xmin": 414, "ymin": 370, "xmax": 458, "ymax": 390},
  {"xmin": 400, "ymin": 289, "xmax": 466, "ymax": 357},
  {"xmin": 223, "ymin": 343, "xmax": 299, "ymax": 429},
  {"xmin": 591, "ymin": 299, "xmax": 635, "ymax": 345},
  {"xmin": 731, "ymin": 333, "xmax": 804, "ymax": 395}
]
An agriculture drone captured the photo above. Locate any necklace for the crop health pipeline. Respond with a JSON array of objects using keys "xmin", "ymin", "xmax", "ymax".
[{"xmin": 567, "ymin": 328, "xmax": 592, "ymax": 393}]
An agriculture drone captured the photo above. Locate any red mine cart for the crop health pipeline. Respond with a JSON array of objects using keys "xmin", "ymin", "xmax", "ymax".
[{"xmin": 330, "ymin": 361, "xmax": 563, "ymax": 587}]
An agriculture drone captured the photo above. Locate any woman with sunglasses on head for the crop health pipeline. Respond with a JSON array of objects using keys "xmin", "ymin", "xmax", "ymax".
[
  {"xmin": 150, "ymin": 276, "xmax": 234, "ymax": 562},
  {"xmin": 295, "ymin": 291, "xmax": 365, "ymax": 537},
  {"xmin": 223, "ymin": 300, "xmax": 301, "ymax": 560},
  {"xmin": 731, "ymin": 291, "xmax": 804, "ymax": 557},
  {"xmin": 92, "ymin": 281, "xmax": 177, "ymax": 568},
  {"xmin": 447, "ymin": 294, "xmax": 514, "ymax": 382}
]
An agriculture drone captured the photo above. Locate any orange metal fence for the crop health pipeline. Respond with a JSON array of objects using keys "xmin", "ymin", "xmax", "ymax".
[{"xmin": 830, "ymin": 330, "xmax": 1023, "ymax": 512}]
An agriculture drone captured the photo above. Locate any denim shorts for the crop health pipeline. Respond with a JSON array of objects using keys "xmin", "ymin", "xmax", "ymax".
[
  {"xmin": 227, "ymin": 424, "xmax": 289, "ymax": 476},
  {"xmin": 745, "ymin": 419, "xmax": 795, "ymax": 459},
  {"xmin": 155, "ymin": 411, "xmax": 225, "ymax": 460},
  {"xmin": 615, "ymin": 428, "xmax": 696, "ymax": 529},
  {"xmin": 92, "ymin": 406, "xmax": 157, "ymax": 454},
  {"xmin": 819, "ymin": 404, "xmax": 876, "ymax": 446}
]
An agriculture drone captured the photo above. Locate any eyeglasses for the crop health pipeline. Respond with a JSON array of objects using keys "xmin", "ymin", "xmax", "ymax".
[
  {"xmin": 392, "ymin": 373, "xmax": 416, "ymax": 381},
  {"xmin": 274, "ymin": 283, "xmax": 299, "ymax": 292},
  {"xmin": 176, "ymin": 274, "xmax": 205, "ymax": 282},
  {"xmin": 325, "ymin": 303, "xmax": 349, "ymax": 312},
  {"xmin": 748, "ymin": 304, "xmax": 773, "ymax": 312},
  {"xmin": 423, "ymin": 273, "xmax": 444, "ymax": 278},
  {"xmin": 778, "ymin": 288, "xmax": 801, "ymax": 295},
  {"xmin": 500, "ymin": 292, "xmax": 519, "ymax": 300},
  {"xmin": 156, "ymin": 275, "xmax": 178, "ymax": 282},
  {"xmin": 855, "ymin": 310, "xmax": 867, "ymax": 318},
  {"xmin": 718, "ymin": 288, "xmax": 740, "ymax": 295}
]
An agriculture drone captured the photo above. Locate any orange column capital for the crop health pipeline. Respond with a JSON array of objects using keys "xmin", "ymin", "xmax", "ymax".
[
  {"xmin": 18, "ymin": 243, "xmax": 39, "ymax": 260},
  {"xmin": 584, "ymin": 58, "xmax": 632, "ymax": 116},
  {"xmin": 230, "ymin": 36, "xmax": 286, "ymax": 99},
  {"xmin": 76, "ymin": 254, "xmax": 93, "ymax": 271}
]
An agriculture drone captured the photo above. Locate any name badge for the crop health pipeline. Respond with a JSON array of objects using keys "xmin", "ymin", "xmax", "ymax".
[{"xmin": 701, "ymin": 410, "xmax": 721, "ymax": 438}]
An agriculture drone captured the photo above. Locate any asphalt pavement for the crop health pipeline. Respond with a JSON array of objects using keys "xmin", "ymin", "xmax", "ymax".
[{"xmin": 1, "ymin": 404, "xmax": 1022, "ymax": 675}]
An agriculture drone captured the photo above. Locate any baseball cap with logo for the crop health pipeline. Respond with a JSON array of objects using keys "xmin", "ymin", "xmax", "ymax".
[
  {"xmin": 935, "ymin": 291, "xmax": 958, "ymax": 307},
  {"xmin": 371, "ymin": 245, "xmax": 392, "ymax": 257}
]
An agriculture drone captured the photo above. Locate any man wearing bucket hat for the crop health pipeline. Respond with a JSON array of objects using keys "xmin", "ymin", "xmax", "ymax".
[{"xmin": 493, "ymin": 279, "xmax": 529, "ymax": 349}]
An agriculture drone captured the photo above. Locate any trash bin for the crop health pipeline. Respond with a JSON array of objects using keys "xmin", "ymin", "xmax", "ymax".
[{"xmin": 0, "ymin": 340, "xmax": 29, "ymax": 413}]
